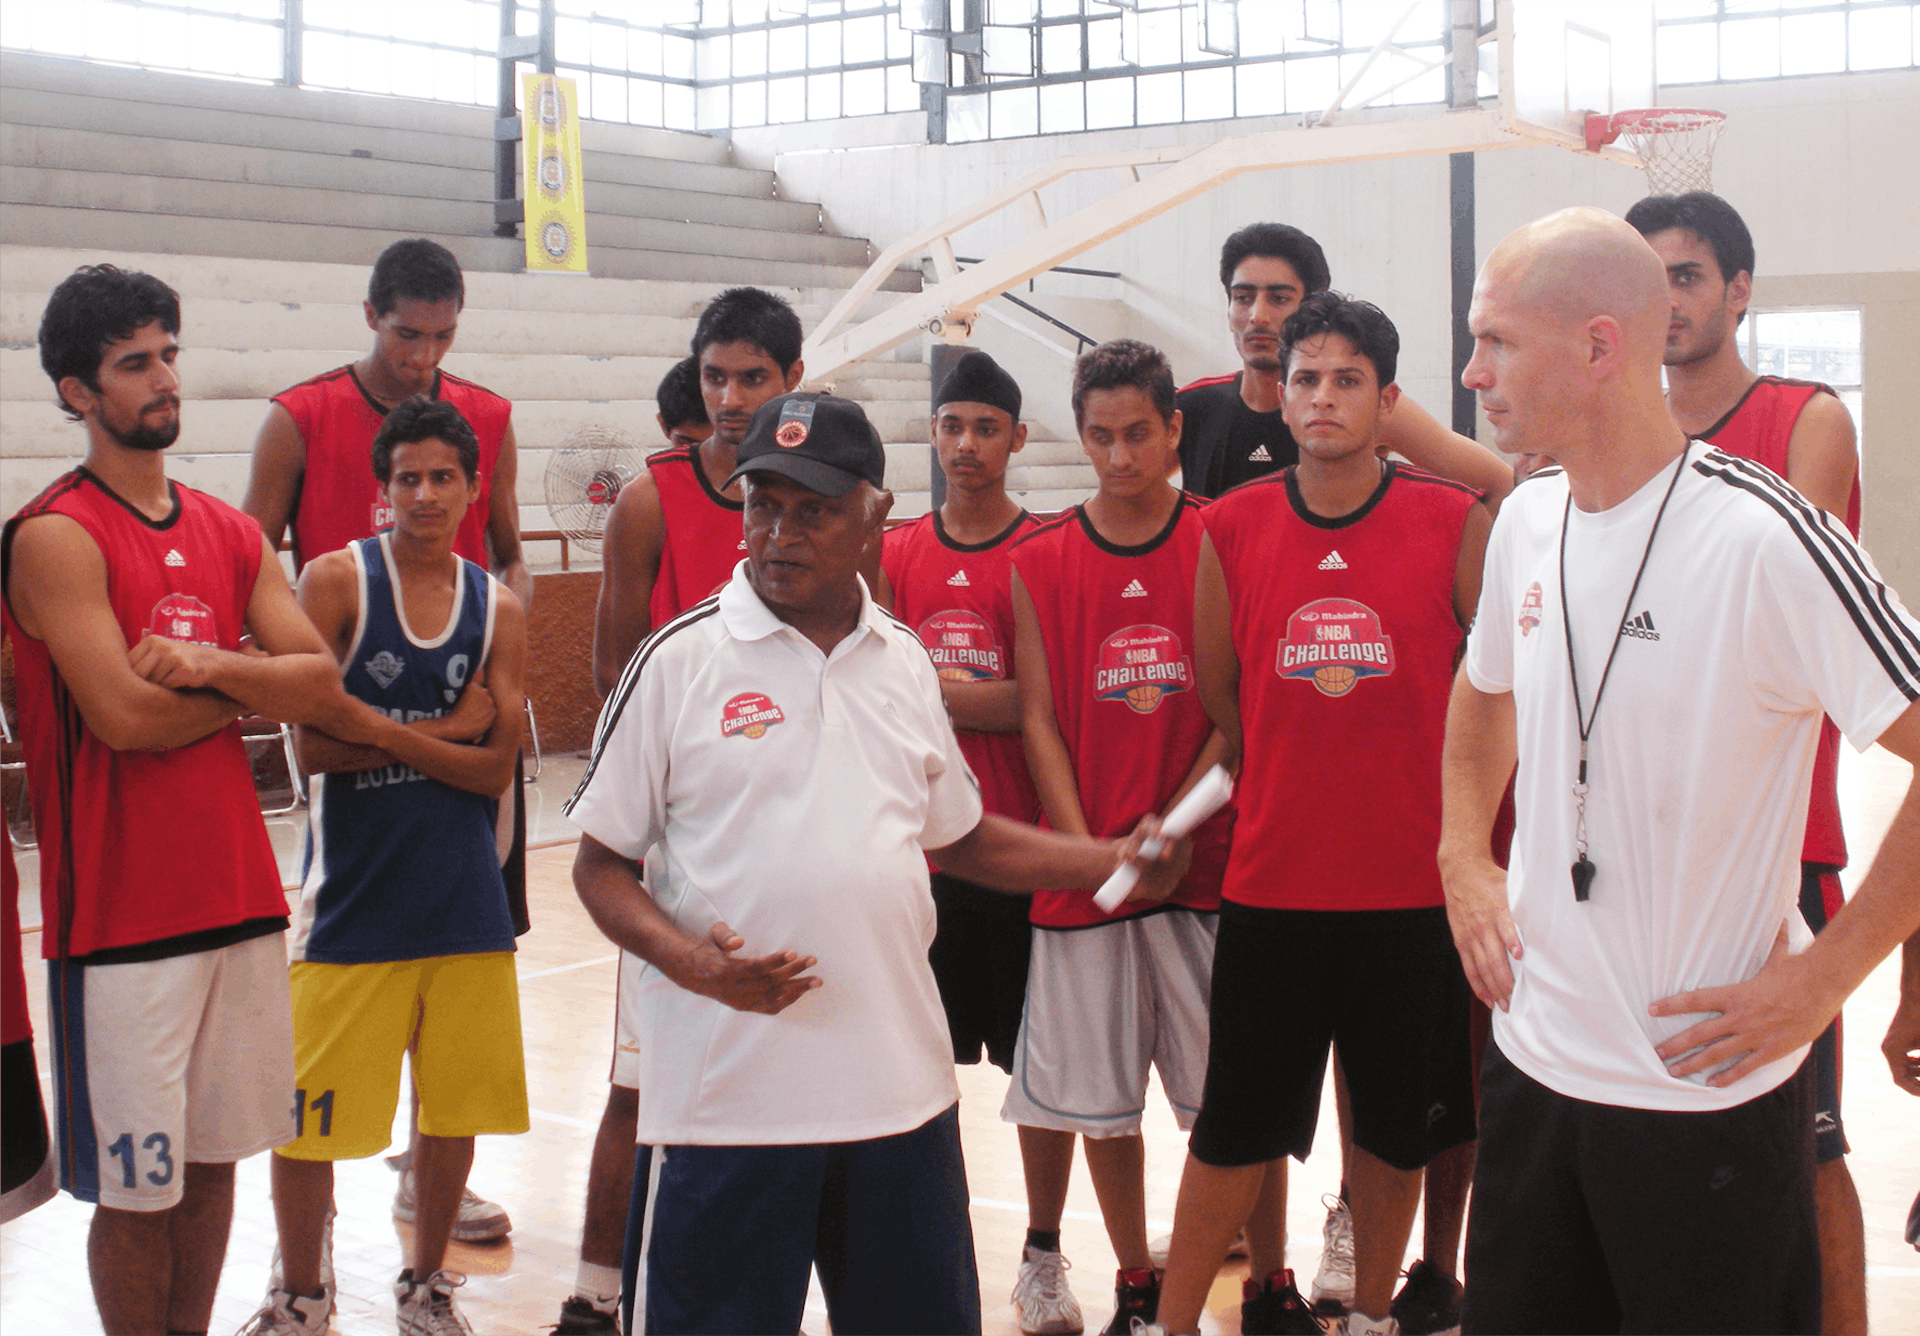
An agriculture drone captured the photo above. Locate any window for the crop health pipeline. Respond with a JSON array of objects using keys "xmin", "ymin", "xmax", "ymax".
[
  {"xmin": 1744, "ymin": 308, "xmax": 1866, "ymax": 451},
  {"xmin": 1657, "ymin": 0, "xmax": 1918, "ymax": 85}
]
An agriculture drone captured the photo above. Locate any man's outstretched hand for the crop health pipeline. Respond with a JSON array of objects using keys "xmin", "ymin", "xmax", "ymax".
[{"xmin": 674, "ymin": 921, "xmax": 820, "ymax": 1015}]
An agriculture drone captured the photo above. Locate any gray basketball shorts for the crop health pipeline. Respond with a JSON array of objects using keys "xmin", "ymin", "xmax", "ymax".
[{"xmin": 1000, "ymin": 906, "xmax": 1217, "ymax": 1138}]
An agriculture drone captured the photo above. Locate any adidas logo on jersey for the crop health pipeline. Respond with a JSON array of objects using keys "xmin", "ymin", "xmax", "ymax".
[
  {"xmin": 164, "ymin": 549, "xmax": 186, "ymax": 567},
  {"xmin": 1248, "ymin": 444, "xmax": 1273, "ymax": 463},
  {"xmin": 1121, "ymin": 578, "xmax": 1148, "ymax": 598},
  {"xmin": 1620, "ymin": 610, "xmax": 1660, "ymax": 641},
  {"xmin": 1318, "ymin": 551, "xmax": 1348, "ymax": 571},
  {"xmin": 947, "ymin": 570, "xmax": 970, "ymax": 587}
]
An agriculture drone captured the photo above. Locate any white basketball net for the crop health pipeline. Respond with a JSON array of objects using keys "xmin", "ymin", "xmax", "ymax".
[{"xmin": 1609, "ymin": 109, "xmax": 1728, "ymax": 196}]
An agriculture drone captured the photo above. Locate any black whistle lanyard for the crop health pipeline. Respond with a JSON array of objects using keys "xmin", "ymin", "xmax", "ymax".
[{"xmin": 1558, "ymin": 444, "xmax": 1689, "ymax": 902}]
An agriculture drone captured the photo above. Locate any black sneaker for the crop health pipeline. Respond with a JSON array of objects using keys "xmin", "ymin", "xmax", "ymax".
[
  {"xmin": 1099, "ymin": 1267, "xmax": 1159, "ymax": 1336},
  {"xmin": 1388, "ymin": 1259, "xmax": 1464, "ymax": 1336},
  {"xmin": 552, "ymin": 1295, "xmax": 621, "ymax": 1335},
  {"xmin": 1242, "ymin": 1268, "xmax": 1325, "ymax": 1336}
]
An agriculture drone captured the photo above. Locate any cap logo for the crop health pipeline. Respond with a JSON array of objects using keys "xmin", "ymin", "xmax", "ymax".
[{"xmin": 774, "ymin": 398, "xmax": 815, "ymax": 448}]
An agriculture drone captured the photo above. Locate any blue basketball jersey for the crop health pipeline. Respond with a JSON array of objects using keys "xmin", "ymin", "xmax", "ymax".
[{"xmin": 293, "ymin": 535, "xmax": 514, "ymax": 963}]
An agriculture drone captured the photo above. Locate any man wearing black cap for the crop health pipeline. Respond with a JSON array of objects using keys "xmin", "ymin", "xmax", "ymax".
[
  {"xmin": 880, "ymin": 354, "xmax": 1086, "ymax": 1336},
  {"xmin": 568, "ymin": 394, "xmax": 1186, "ymax": 1335}
]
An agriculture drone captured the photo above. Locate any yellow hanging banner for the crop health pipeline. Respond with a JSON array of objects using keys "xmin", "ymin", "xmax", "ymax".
[{"xmin": 522, "ymin": 74, "xmax": 589, "ymax": 273}]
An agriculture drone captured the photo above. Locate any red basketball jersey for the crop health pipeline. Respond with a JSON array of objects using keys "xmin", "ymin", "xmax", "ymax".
[
  {"xmin": 3, "ymin": 840, "xmax": 26, "ymax": 1047},
  {"xmin": 273, "ymin": 366, "xmax": 509, "ymax": 569},
  {"xmin": 646, "ymin": 446, "xmax": 746, "ymax": 627},
  {"xmin": 1701, "ymin": 377, "xmax": 1856, "ymax": 872},
  {"xmin": 2, "ymin": 471, "xmax": 287, "ymax": 958},
  {"xmin": 883, "ymin": 509, "xmax": 1042, "ymax": 825},
  {"xmin": 1010, "ymin": 496, "xmax": 1230, "ymax": 928},
  {"xmin": 1205, "ymin": 465, "xmax": 1477, "ymax": 911}
]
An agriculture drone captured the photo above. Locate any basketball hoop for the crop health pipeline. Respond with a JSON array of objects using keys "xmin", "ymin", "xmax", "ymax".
[{"xmin": 1585, "ymin": 108, "xmax": 1728, "ymax": 195}]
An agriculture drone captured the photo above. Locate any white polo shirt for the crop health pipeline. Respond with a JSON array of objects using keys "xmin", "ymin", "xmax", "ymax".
[
  {"xmin": 566, "ymin": 563, "xmax": 984, "ymax": 1145},
  {"xmin": 1465, "ymin": 444, "xmax": 1920, "ymax": 1112}
]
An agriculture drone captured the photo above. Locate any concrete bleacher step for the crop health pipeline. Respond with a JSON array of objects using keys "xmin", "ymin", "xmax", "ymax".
[
  {"xmin": 0, "ymin": 52, "xmax": 741, "ymax": 169},
  {"xmin": 0, "ymin": 204, "xmax": 916, "ymax": 290},
  {"xmin": 0, "ymin": 51, "xmax": 914, "ymax": 290},
  {"xmin": 0, "ymin": 248, "xmax": 919, "ymax": 323},
  {"xmin": 1, "ymin": 170, "xmax": 869, "ymax": 268},
  {"xmin": 1, "ymin": 124, "xmax": 825, "ymax": 236},
  {"xmin": 0, "ymin": 238, "xmax": 1098, "ymax": 546}
]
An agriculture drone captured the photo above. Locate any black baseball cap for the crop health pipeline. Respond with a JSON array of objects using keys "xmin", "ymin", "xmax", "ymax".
[{"xmin": 725, "ymin": 392, "xmax": 886, "ymax": 497}]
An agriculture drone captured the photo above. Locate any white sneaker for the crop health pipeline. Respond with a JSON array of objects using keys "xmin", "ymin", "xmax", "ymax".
[
  {"xmin": 1309, "ymin": 1194, "xmax": 1356, "ymax": 1313},
  {"xmin": 265, "ymin": 1203, "xmax": 336, "ymax": 1309},
  {"xmin": 395, "ymin": 1269, "xmax": 474, "ymax": 1336},
  {"xmin": 1128, "ymin": 1324, "xmax": 1169, "ymax": 1336},
  {"xmin": 1147, "ymin": 1227, "xmax": 1249, "ymax": 1270},
  {"xmin": 1013, "ymin": 1245, "xmax": 1085, "ymax": 1335},
  {"xmin": 1342, "ymin": 1312, "xmax": 1400, "ymax": 1336},
  {"xmin": 391, "ymin": 1162, "xmax": 511, "ymax": 1242},
  {"xmin": 238, "ymin": 1287, "xmax": 332, "ymax": 1336}
]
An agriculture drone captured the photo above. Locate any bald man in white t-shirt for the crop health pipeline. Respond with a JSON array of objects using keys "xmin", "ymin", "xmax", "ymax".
[{"xmin": 1439, "ymin": 208, "xmax": 1920, "ymax": 1334}]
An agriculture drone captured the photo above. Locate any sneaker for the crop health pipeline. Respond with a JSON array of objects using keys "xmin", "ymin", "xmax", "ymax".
[
  {"xmin": 1013, "ymin": 1245, "xmax": 1084, "ymax": 1335},
  {"xmin": 266, "ymin": 1203, "xmax": 337, "ymax": 1309},
  {"xmin": 1340, "ymin": 1313, "xmax": 1399, "ymax": 1336},
  {"xmin": 1127, "ymin": 1325, "xmax": 1168, "ymax": 1336},
  {"xmin": 1388, "ymin": 1260, "xmax": 1464, "ymax": 1336},
  {"xmin": 238, "ymin": 1288, "xmax": 332, "ymax": 1336},
  {"xmin": 1099, "ymin": 1267, "xmax": 1159, "ymax": 1336},
  {"xmin": 1309, "ymin": 1195, "xmax": 1355, "ymax": 1315},
  {"xmin": 1147, "ymin": 1227, "xmax": 1249, "ymax": 1270},
  {"xmin": 390, "ymin": 1163, "xmax": 512, "ymax": 1242},
  {"xmin": 551, "ymin": 1295, "xmax": 621, "ymax": 1335},
  {"xmin": 1241, "ymin": 1268, "xmax": 1325, "ymax": 1336},
  {"xmin": 395, "ymin": 1268, "xmax": 473, "ymax": 1336}
]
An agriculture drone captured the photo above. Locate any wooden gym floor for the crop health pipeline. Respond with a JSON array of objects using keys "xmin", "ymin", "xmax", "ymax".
[{"xmin": 3, "ymin": 749, "xmax": 1918, "ymax": 1334}]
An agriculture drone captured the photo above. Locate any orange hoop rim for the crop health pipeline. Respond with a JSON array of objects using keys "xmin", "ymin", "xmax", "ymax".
[{"xmin": 1585, "ymin": 107, "xmax": 1726, "ymax": 153}]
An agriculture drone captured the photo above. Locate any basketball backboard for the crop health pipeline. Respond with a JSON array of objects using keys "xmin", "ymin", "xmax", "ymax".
[{"xmin": 1498, "ymin": 0, "xmax": 1658, "ymax": 160}]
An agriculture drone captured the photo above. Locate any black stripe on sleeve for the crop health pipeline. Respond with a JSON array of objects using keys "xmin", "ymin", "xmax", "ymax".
[
  {"xmin": 565, "ymin": 599, "xmax": 723, "ymax": 813},
  {"xmin": 1694, "ymin": 451, "xmax": 1920, "ymax": 699}
]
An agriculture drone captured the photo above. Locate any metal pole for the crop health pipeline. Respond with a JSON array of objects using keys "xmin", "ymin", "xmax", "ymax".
[
  {"xmin": 281, "ymin": 0, "xmax": 302, "ymax": 87},
  {"xmin": 1449, "ymin": 153, "xmax": 1476, "ymax": 438},
  {"xmin": 494, "ymin": 1, "xmax": 557, "ymax": 239},
  {"xmin": 928, "ymin": 344, "xmax": 965, "ymax": 514},
  {"xmin": 1448, "ymin": 0, "xmax": 1480, "ymax": 439},
  {"xmin": 495, "ymin": 0, "xmax": 519, "ymax": 237}
]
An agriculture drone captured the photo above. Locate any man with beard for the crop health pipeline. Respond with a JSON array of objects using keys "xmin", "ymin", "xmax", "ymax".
[
  {"xmin": 1627, "ymin": 191, "xmax": 1866, "ymax": 1336},
  {"xmin": 3, "ymin": 265, "xmax": 369, "ymax": 1334}
]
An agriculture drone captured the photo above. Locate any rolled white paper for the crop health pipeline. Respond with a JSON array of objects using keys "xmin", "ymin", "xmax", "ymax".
[{"xmin": 1091, "ymin": 765, "xmax": 1234, "ymax": 913}]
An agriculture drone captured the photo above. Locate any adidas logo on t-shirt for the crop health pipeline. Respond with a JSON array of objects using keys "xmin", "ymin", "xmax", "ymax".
[
  {"xmin": 164, "ymin": 549, "xmax": 186, "ymax": 567},
  {"xmin": 947, "ymin": 570, "xmax": 970, "ymax": 587},
  {"xmin": 1318, "ymin": 551, "xmax": 1348, "ymax": 571},
  {"xmin": 1121, "ymin": 578, "xmax": 1148, "ymax": 598},
  {"xmin": 1248, "ymin": 444, "xmax": 1273, "ymax": 463},
  {"xmin": 1621, "ymin": 610, "xmax": 1660, "ymax": 641}
]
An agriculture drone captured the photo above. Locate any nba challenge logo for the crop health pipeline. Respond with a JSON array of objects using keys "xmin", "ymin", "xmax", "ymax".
[
  {"xmin": 1278, "ymin": 598, "xmax": 1395, "ymax": 697},
  {"xmin": 1095, "ymin": 625, "xmax": 1193, "ymax": 714},
  {"xmin": 1518, "ymin": 582, "xmax": 1544, "ymax": 637},
  {"xmin": 721, "ymin": 692, "xmax": 786, "ymax": 740},
  {"xmin": 920, "ymin": 610, "xmax": 1005, "ymax": 682}
]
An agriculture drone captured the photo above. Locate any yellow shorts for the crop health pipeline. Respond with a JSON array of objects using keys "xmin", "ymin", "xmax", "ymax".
[{"xmin": 279, "ymin": 952, "xmax": 528, "ymax": 1161}]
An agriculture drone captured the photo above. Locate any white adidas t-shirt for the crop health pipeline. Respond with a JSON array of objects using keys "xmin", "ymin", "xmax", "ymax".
[
  {"xmin": 566, "ymin": 565, "xmax": 984, "ymax": 1145},
  {"xmin": 1465, "ymin": 444, "xmax": 1920, "ymax": 1111}
]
